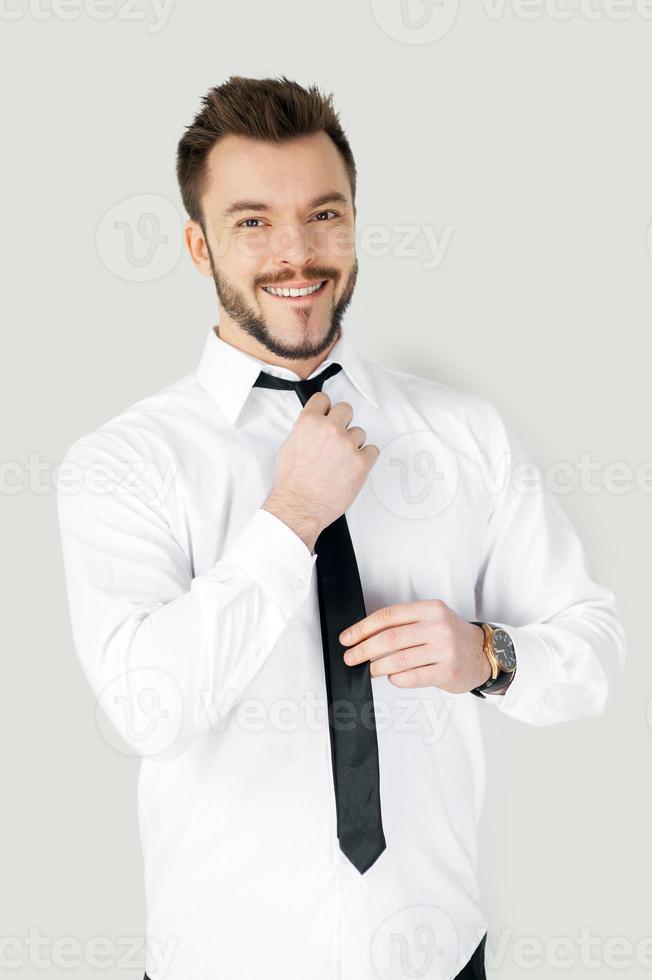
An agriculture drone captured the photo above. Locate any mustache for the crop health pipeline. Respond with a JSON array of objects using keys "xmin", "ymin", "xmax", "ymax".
[{"xmin": 256, "ymin": 271, "xmax": 339, "ymax": 288}]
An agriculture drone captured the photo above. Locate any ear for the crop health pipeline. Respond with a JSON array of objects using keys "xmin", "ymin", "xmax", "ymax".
[{"xmin": 184, "ymin": 219, "xmax": 213, "ymax": 277}]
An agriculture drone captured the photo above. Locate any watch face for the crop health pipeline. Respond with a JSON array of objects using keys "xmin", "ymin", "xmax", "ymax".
[{"xmin": 491, "ymin": 629, "xmax": 516, "ymax": 671}]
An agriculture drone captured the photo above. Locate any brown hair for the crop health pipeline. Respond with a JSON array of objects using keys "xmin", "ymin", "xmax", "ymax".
[{"xmin": 176, "ymin": 75, "xmax": 357, "ymax": 230}]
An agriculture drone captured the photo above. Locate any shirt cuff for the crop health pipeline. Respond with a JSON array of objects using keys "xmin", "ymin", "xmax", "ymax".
[
  {"xmin": 475, "ymin": 621, "xmax": 554, "ymax": 721},
  {"xmin": 221, "ymin": 507, "xmax": 318, "ymax": 619}
]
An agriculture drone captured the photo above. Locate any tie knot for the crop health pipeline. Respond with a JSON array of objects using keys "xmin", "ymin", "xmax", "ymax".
[{"xmin": 253, "ymin": 361, "xmax": 343, "ymax": 406}]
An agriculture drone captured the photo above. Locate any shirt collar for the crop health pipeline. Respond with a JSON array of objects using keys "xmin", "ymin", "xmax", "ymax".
[{"xmin": 195, "ymin": 325, "xmax": 379, "ymax": 425}]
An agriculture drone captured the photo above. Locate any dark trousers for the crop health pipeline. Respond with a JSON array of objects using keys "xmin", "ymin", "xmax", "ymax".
[{"xmin": 144, "ymin": 932, "xmax": 487, "ymax": 980}]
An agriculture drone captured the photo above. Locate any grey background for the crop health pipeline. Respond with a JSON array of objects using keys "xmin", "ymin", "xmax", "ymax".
[{"xmin": 1, "ymin": 1, "xmax": 650, "ymax": 977}]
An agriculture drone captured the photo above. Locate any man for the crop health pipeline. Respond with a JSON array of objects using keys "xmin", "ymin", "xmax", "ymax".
[{"xmin": 57, "ymin": 76, "xmax": 626, "ymax": 980}]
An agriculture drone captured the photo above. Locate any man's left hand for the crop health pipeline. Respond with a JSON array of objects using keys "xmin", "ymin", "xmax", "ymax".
[{"xmin": 339, "ymin": 599, "xmax": 492, "ymax": 693}]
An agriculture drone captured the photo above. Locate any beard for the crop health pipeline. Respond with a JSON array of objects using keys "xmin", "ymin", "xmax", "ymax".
[{"xmin": 205, "ymin": 241, "xmax": 358, "ymax": 361}]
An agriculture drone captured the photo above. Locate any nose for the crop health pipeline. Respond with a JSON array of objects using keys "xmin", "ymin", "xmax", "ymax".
[{"xmin": 270, "ymin": 221, "xmax": 315, "ymax": 268}]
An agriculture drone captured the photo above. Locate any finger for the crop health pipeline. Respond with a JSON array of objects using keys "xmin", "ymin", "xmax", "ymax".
[
  {"xmin": 339, "ymin": 600, "xmax": 442, "ymax": 646},
  {"xmin": 346, "ymin": 425, "xmax": 366, "ymax": 449},
  {"xmin": 369, "ymin": 644, "xmax": 435, "ymax": 678},
  {"xmin": 328, "ymin": 401, "xmax": 353, "ymax": 426},
  {"xmin": 343, "ymin": 621, "xmax": 432, "ymax": 665},
  {"xmin": 387, "ymin": 665, "xmax": 439, "ymax": 688},
  {"xmin": 302, "ymin": 391, "xmax": 331, "ymax": 415},
  {"xmin": 359, "ymin": 443, "xmax": 380, "ymax": 464}
]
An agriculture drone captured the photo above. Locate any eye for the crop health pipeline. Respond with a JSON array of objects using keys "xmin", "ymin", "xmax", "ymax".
[
  {"xmin": 311, "ymin": 210, "xmax": 339, "ymax": 221},
  {"xmin": 238, "ymin": 217, "xmax": 265, "ymax": 229}
]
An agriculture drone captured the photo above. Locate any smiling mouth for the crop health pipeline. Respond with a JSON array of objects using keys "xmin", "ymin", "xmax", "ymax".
[{"xmin": 260, "ymin": 280, "xmax": 328, "ymax": 301}]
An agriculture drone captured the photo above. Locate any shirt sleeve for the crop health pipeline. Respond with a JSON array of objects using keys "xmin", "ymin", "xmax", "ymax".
[
  {"xmin": 56, "ymin": 431, "xmax": 317, "ymax": 759},
  {"xmin": 472, "ymin": 401, "xmax": 626, "ymax": 726}
]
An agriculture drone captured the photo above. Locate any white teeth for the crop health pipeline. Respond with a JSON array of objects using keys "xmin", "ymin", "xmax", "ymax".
[{"xmin": 263, "ymin": 281, "xmax": 324, "ymax": 298}]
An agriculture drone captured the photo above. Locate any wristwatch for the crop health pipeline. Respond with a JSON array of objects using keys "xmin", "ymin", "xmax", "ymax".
[{"xmin": 469, "ymin": 621, "xmax": 517, "ymax": 698}]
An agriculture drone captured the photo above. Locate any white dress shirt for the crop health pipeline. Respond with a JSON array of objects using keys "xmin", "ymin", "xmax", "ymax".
[{"xmin": 56, "ymin": 324, "xmax": 626, "ymax": 980}]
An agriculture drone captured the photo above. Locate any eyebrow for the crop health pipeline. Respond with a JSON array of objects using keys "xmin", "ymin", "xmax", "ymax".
[{"xmin": 221, "ymin": 191, "xmax": 350, "ymax": 219}]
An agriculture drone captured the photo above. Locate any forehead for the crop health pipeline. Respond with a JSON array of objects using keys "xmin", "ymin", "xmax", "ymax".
[{"xmin": 203, "ymin": 131, "xmax": 351, "ymax": 210}]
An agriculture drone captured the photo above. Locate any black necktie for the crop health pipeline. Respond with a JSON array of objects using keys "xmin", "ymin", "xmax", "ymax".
[{"xmin": 253, "ymin": 362, "xmax": 386, "ymax": 874}]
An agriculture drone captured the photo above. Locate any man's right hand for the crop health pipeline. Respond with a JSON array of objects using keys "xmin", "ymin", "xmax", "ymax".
[{"xmin": 262, "ymin": 391, "xmax": 380, "ymax": 553}]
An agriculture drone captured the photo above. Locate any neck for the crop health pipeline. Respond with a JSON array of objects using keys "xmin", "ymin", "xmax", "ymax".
[{"xmin": 213, "ymin": 322, "xmax": 340, "ymax": 380}]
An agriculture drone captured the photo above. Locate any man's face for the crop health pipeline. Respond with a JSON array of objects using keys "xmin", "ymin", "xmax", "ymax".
[{"xmin": 192, "ymin": 131, "xmax": 358, "ymax": 361}]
